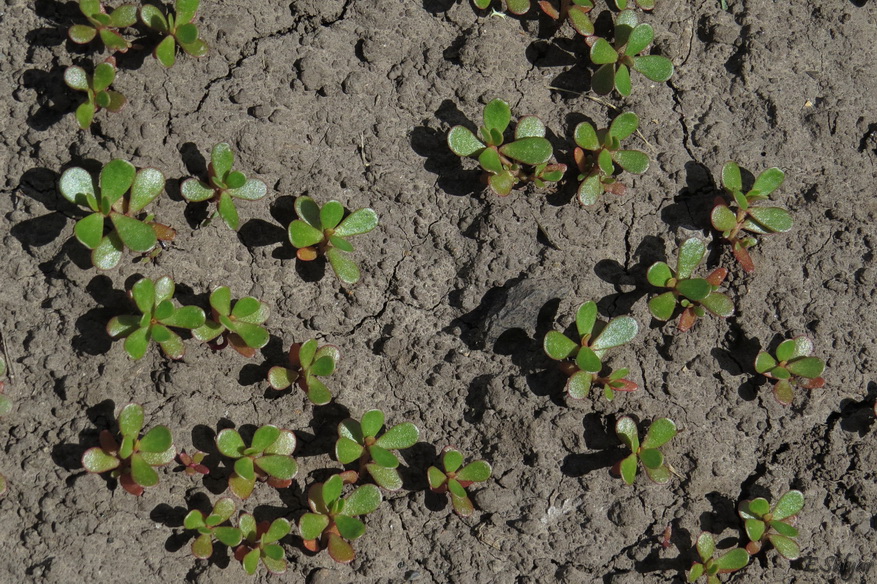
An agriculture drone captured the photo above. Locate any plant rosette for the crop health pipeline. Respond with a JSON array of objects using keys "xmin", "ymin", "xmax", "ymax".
[
  {"xmin": 738, "ymin": 490, "xmax": 804, "ymax": 559},
  {"xmin": 447, "ymin": 98, "xmax": 566, "ymax": 196},
  {"xmin": 754, "ymin": 336, "xmax": 825, "ymax": 406},
  {"xmin": 299, "ymin": 473, "xmax": 383, "ymax": 564},
  {"xmin": 68, "ymin": 1, "xmax": 137, "ymax": 52},
  {"xmin": 176, "ymin": 450, "xmax": 209, "ymax": 476},
  {"xmin": 140, "ymin": 0, "xmax": 208, "ymax": 67},
  {"xmin": 64, "ymin": 61, "xmax": 127, "ymax": 130},
  {"xmin": 472, "ymin": 0, "xmax": 533, "ymax": 15},
  {"xmin": 335, "ymin": 409, "xmax": 419, "ymax": 491},
  {"xmin": 686, "ymin": 532, "xmax": 750, "ymax": 584},
  {"xmin": 613, "ymin": 416, "xmax": 677, "ymax": 485},
  {"xmin": 81, "ymin": 403, "xmax": 175, "ymax": 496},
  {"xmin": 183, "ymin": 497, "xmax": 242, "ymax": 559},
  {"xmin": 267, "ymin": 339, "xmax": 339, "ymax": 405},
  {"xmin": 544, "ymin": 300, "xmax": 638, "ymax": 400},
  {"xmin": 233, "ymin": 515, "xmax": 291, "ymax": 575},
  {"xmin": 427, "ymin": 447, "xmax": 492, "ymax": 517},
  {"xmin": 216, "ymin": 425, "xmax": 298, "ymax": 499},
  {"xmin": 191, "ymin": 286, "xmax": 270, "ymax": 357}
]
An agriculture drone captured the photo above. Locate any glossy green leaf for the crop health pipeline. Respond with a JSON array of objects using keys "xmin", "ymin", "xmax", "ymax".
[
  {"xmin": 483, "ymin": 99, "xmax": 511, "ymax": 134},
  {"xmin": 633, "ymin": 55, "xmax": 674, "ymax": 82},
  {"xmin": 336, "ymin": 436, "xmax": 364, "ymax": 464},
  {"xmin": 479, "ymin": 148, "xmax": 504, "ymax": 174},
  {"xmin": 217, "ymin": 190, "xmax": 239, "ymax": 230},
  {"xmin": 648, "ymin": 291, "xmax": 677, "ymax": 321},
  {"xmin": 140, "ymin": 4, "xmax": 168, "ymax": 31},
  {"xmin": 441, "ymin": 449, "xmax": 464, "ymax": 474},
  {"xmin": 768, "ymin": 533, "xmax": 800, "ymax": 560},
  {"xmin": 335, "ymin": 515, "xmax": 366, "ymax": 541},
  {"xmin": 615, "ymin": 417, "xmax": 639, "ymax": 451},
  {"xmin": 598, "ymin": 148, "xmax": 615, "ymax": 176},
  {"xmin": 159, "ymin": 306, "xmax": 205, "ymax": 329},
  {"xmin": 752, "ymin": 167, "xmax": 785, "ymax": 196},
  {"xmin": 175, "ymin": 0, "xmax": 200, "ymax": 25},
  {"xmin": 715, "ymin": 548, "xmax": 749, "ymax": 571},
  {"xmin": 644, "ymin": 463, "xmax": 671, "ymax": 484},
  {"xmin": 242, "ymin": 547, "xmax": 259, "ymax": 574},
  {"xmin": 299, "ymin": 513, "xmax": 330, "ymax": 540},
  {"xmin": 130, "ymin": 453, "xmax": 159, "ymax": 486},
  {"xmin": 721, "ymin": 161, "xmax": 742, "ymax": 193},
  {"xmin": 256, "ymin": 455, "xmax": 298, "ymax": 480},
  {"xmin": 642, "ymin": 418, "xmax": 676, "ymax": 449},
  {"xmin": 310, "ymin": 355, "xmax": 336, "ymax": 377},
  {"xmin": 59, "ymin": 167, "xmax": 96, "ymax": 206},
  {"xmin": 184, "ymin": 510, "xmax": 206, "ymax": 530},
  {"xmin": 64, "ymin": 66, "xmax": 89, "ymax": 91},
  {"xmin": 234, "ymin": 456, "xmax": 255, "ymax": 482},
  {"xmin": 229, "ymin": 178, "xmax": 267, "ymax": 202},
  {"xmin": 615, "ymin": 64, "xmax": 632, "ymax": 96},
  {"xmin": 677, "ymin": 278, "xmax": 711, "ymax": 301},
  {"xmin": 122, "ymin": 326, "xmax": 150, "ymax": 359},
  {"xmin": 576, "ymin": 346, "xmax": 602, "ymax": 373},
  {"xmin": 369, "ymin": 444, "xmax": 399, "ymax": 468},
  {"xmin": 711, "ymin": 204, "xmax": 737, "ymax": 232},
  {"xmin": 75, "ymin": 101, "xmax": 96, "ymax": 130},
  {"xmin": 574, "ymin": 301, "xmax": 598, "ymax": 338},
  {"xmin": 457, "ymin": 461, "xmax": 491, "ymax": 482},
  {"xmin": 515, "ymin": 116, "xmax": 545, "ymax": 139},
  {"xmin": 249, "ymin": 425, "xmax": 280, "ymax": 453},
  {"xmin": 543, "ymin": 331, "xmax": 578, "ymax": 360},
  {"xmin": 590, "ymin": 38, "xmax": 618, "ymax": 64},
  {"xmin": 180, "ymin": 179, "xmax": 214, "ymax": 202},
  {"xmin": 118, "ymin": 403, "xmax": 144, "ymax": 438},
  {"xmin": 777, "ymin": 337, "xmax": 813, "ymax": 361},
  {"xmin": 687, "ymin": 564, "xmax": 704, "ymax": 582},
  {"xmin": 754, "ymin": 351, "xmax": 778, "ymax": 374},
  {"xmin": 100, "ymin": 159, "xmax": 136, "ymax": 207},
  {"xmin": 625, "ymin": 24, "xmax": 654, "ymax": 56},
  {"xmin": 574, "ymin": 122, "xmax": 599, "ymax": 150},
  {"xmin": 578, "ymin": 175, "xmax": 603, "ymax": 205},
  {"xmin": 176, "ymin": 22, "xmax": 198, "ymax": 44},
  {"xmin": 427, "ymin": 466, "xmax": 447, "ymax": 489},
  {"xmin": 306, "ymin": 378, "xmax": 332, "ymax": 405},
  {"xmin": 288, "ymin": 220, "xmax": 324, "ymax": 248},
  {"xmin": 695, "ymin": 532, "xmax": 716, "ymax": 562},
  {"xmin": 448, "ymin": 126, "xmax": 485, "ymax": 157},
  {"xmin": 771, "ymin": 520, "xmax": 799, "ymax": 538},
  {"xmin": 640, "ymin": 448, "xmax": 663, "ymax": 469},
  {"xmin": 592, "ymin": 317, "xmax": 638, "ymax": 352},
  {"xmin": 335, "ymin": 208, "xmax": 378, "ymax": 237},
  {"xmin": 773, "ymin": 490, "xmax": 804, "ymax": 520},
  {"xmin": 327, "ymin": 248, "xmax": 361, "ymax": 284},
  {"xmin": 129, "ymin": 168, "xmax": 164, "ymax": 213},
  {"xmin": 677, "ymin": 238, "xmax": 706, "ymax": 279},
  {"xmin": 592, "ymin": 63, "xmax": 617, "ymax": 95},
  {"xmin": 69, "ymin": 24, "xmax": 98, "ymax": 44},
  {"xmin": 744, "ymin": 518, "xmax": 766, "ymax": 542},
  {"xmin": 345, "ymin": 483, "xmax": 382, "ymax": 515},
  {"xmin": 140, "ymin": 425, "xmax": 172, "ymax": 453},
  {"xmin": 338, "ymin": 417, "xmax": 363, "ymax": 443},
  {"xmin": 82, "ymin": 447, "xmax": 120, "ymax": 473},
  {"xmin": 747, "ymin": 207, "xmax": 792, "ymax": 233},
  {"xmin": 216, "ymin": 429, "xmax": 245, "ymax": 458},
  {"xmin": 488, "ymin": 170, "xmax": 516, "ymax": 196},
  {"xmin": 92, "ymin": 63, "xmax": 115, "ymax": 93},
  {"xmin": 646, "ymin": 262, "xmax": 673, "ymax": 287},
  {"xmin": 506, "ymin": 0, "xmax": 530, "ymax": 14},
  {"xmin": 327, "ymin": 533, "xmax": 355, "ymax": 564},
  {"xmin": 375, "ymin": 422, "xmax": 419, "ymax": 450},
  {"xmin": 613, "ymin": 150, "xmax": 649, "ymax": 174},
  {"xmin": 609, "ymin": 112, "xmax": 639, "ymax": 141},
  {"xmin": 365, "ymin": 463, "xmax": 403, "ymax": 491},
  {"xmin": 111, "ymin": 214, "xmax": 157, "ymax": 252},
  {"xmin": 700, "ymin": 292, "xmax": 734, "ymax": 317},
  {"xmin": 500, "ymin": 137, "xmax": 552, "ymax": 165},
  {"xmin": 568, "ymin": 6, "xmax": 594, "ymax": 36},
  {"xmin": 619, "ymin": 453, "xmax": 638, "ymax": 484},
  {"xmin": 74, "ymin": 213, "xmax": 104, "ymax": 250},
  {"xmin": 267, "ymin": 366, "xmax": 294, "ymax": 390},
  {"xmin": 566, "ymin": 371, "xmax": 592, "ymax": 399},
  {"xmin": 155, "ymin": 34, "xmax": 176, "ymax": 67},
  {"xmin": 320, "ymin": 201, "xmax": 345, "ymax": 230}
]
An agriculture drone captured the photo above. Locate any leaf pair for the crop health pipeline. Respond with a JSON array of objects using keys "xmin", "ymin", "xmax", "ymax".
[
  {"xmin": 447, "ymin": 98, "xmax": 566, "ymax": 196},
  {"xmin": 184, "ymin": 497, "xmax": 242, "ymax": 559},
  {"xmin": 81, "ymin": 403, "xmax": 175, "ymax": 496},
  {"xmin": 574, "ymin": 112, "xmax": 650, "ymax": 206},
  {"xmin": 427, "ymin": 447, "xmax": 492, "ymax": 517},
  {"xmin": 141, "ymin": 0, "xmax": 208, "ymax": 67},
  {"xmin": 106, "ymin": 276, "xmax": 206, "ymax": 359},
  {"xmin": 64, "ymin": 62, "xmax": 126, "ymax": 130},
  {"xmin": 538, "ymin": 1, "xmax": 595, "ymax": 38},
  {"xmin": 614, "ymin": 416, "xmax": 677, "ymax": 484},
  {"xmin": 589, "ymin": 10, "xmax": 673, "ymax": 96},
  {"xmin": 288, "ymin": 196, "xmax": 379, "ymax": 285},
  {"xmin": 335, "ymin": 410, "xmax": 420, "ymax": 491},
  {"xmin": 299, "ymin": 474, "xmax": 382, "ymax": 564},
  {"xmin": 647, "ymin": 238, "xmax": 734, "ymax": 332},
  {"xmin": 268, "ymin": 340, "xmax": 339, "ymax": 405},
  {"xmin": 216, "ymin": 425, "xmax": 298, "ymax": 499},
  {"xmin": 234, "ymin": 515, "xmax": 291, "ymax": 575},
  {"xmin": 473, "ymin": 0, "xmax": 532, "ymax": 15},
  {"xmin": 180, "ymin": 143, "xmax": 268, "ymax": 230},
  {"xmin": 711, "ymin": 162, "xmax": 792, "ymax": 272},
  {"xmin": 738, "ymin": 490, "xmax": 804, "ymax": 560},
  {"xmin": 192, "ymin": 287, "xmax": 270, "ymax": 357},
  {"xmin": 754, "ymin": 336, "xmax": 825, "ymax": 406},
  {"xmin": 68, "ymin": 1, "xmax": 137, "ymax": 52},
  {"xmin": 686, "ymin": 532, "xmax": 749, "ymax": 584},
  {"xmin": 59, "ymin": 159, "xmax": 172, "ymax": 269},
  {"xmin": 543, "ymin": 301, "xmax": 638, "ymax": 400}
]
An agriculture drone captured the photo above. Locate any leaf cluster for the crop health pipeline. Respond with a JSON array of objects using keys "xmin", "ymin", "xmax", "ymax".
[
  {"xmin": 686, "ymin": 532, "xmax": 750, "ymax": 584},
  {"xmin": 543, "ymin": 300, "xmax": 638, "ymax": 400},
  {"xmin": 184, "ymin": 497, "xmax": 242, "ymax": 559},
  {"xmin": 234, "ymin": 515, "xmax": 291, "ymax": 575},
  {"xmin": 216, "ymin": 425, "xmax": 298, "ymax": 499},
  {"xmin": 268, "ymin": 340, "xmax": 339, "ymax": 405},
  {"xmin": 573, "ymin": 111, "xmax": 650, "ymax": 206},
  {"xmin": 107, "ymin": 276, "xmax": 206, "ymax": 360},
  {"xmin": 738, "ymin": 490, "xmax": 805, "ymax": 559},
  {"xmin": 177, "ymin": 450, "xmax": 209, "ymax": 476},
  {"xmin": 447, "ymin": 99, "xmax": 566, "ymax": 196},
  {"xmin": 68, "ymin": 1, "xmax": 137, "ymax": 52},
  {"xmin": 335, "ymin": 410, "xmax": 420, "ymax": 491},
  {"xmin": 63, "ymin": 62, "xmax": 126, "ymax": 130},
  {"xmin": 288, "ymin": 196, "xmax": 379, "ymax": 285},
  {"xmin": 180, "ymin": 143, "xmax": 268, "ymax": 230},
  {"xmin": 192, "ymin": 287, "xmax": 270, "ymax": 357},
  {"xmin": 613, "ymin": 416, "xmax": 677, "ymax": 484},
  {"xmin": 59, "ymin": 159, "xmax": 173, "ymax": 269},
  {"xmin": 710, "ymin": 162, "xmax": 792, "ymax": 272},
  {"xmin": 473, "ymin": 0, "xmax": 533, "ymax": 15},
  {"xmin": 81, "ymin": 403, "xmax": 176, "ymax": 495},
  {"xmin": 427, "ymin": 447, "xmax": 492, "ymax": 517},
  {"xmin": 141, "ymin": 0, "xmax": 209, "ymax": 67},
  {"xmin": 754, "ymin": 336, "xmax": 825, "ymax": 406},
  {"xmin": 647, "ymin": 238, "xmax": 734, "ymax": 332}
]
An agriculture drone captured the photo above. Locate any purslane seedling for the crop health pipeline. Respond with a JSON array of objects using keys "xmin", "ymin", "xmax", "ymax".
[
  {"xmin": 613, "ymin": 416, "xmax": 677, "ymax": 484},
  {"xmin": 59, "ymin": 159, "xmax": 174, "ymax": 269},
  {"xmin": 573, "ymin": 112, "xmax": 650, "ymax": 206},
  {"xmin": 647, "ymin": 238, "xmax": 734, "ymax": 332},
  {"xmin": 234, "ymin": 514, "xmax": 291, "ymax": 575},
  {"xmin": 589, "ymin": 10, "xmax": 674, "ymax": 96},
  {"xmin": 216, "ymin": 425, "xmax": 298, "ymax": 499},
  {"xmin": 538, "ymin": 1, "xmax": 595, "ymax": 39},
  {"xmin": 68, "ymin": 1, "xmax": 137, "ymax": 52},
  {"xmin": 738, "ymin": 490, "xmax": 804, "ymax": 560},
  {"xmin": 81, "ymin": 403, "xmax": 176, "ymax": 496},
  {"xmin": 184, "ymin": 497, "xmax": 242, "ymax": 559},
  {"xmin": 64, "ymin": 62, "xmax": 126, "ymax": 130},
  {"xmin": 192, "ymin": 287, "xmax": 270, "ymax": 357},
  {"xmin": 613, "ymin": 0, "xmax": 655, "ymax": 9},
  {"xmin": 447, "ymin": 98, "xmax": 566, "ymax": 196},
  {"xmin": 299, "ymin": 473, "xmax": 383, "ymax": 564},
  {"xmin": 288, "ymin": 196, "xmax": 379, "ymax": 285},
  {"xmin": 267, "ymin": 340, "xmax": 339, "ymax": 405},
  {"xmin": 107, "ymin": 276, "xmax": 206, "ymax": 360},
  {"xmin": 140, "ymin": 0, "xmax": 208, "ymax": 67},
  {"xmin": 543, "ymin": 300, "xmax": 638, "ymax": 400},
  {"xmin": 686, "ymin": 532, "xmax": 750, "ymax": 584},
  {"xmin": 180, "ymin": 143, "xmax": 268, "ymax": 231},
  {"xmin": 711, "ymin": 162, "xmax": 792, "ymax": 272},
  {"xmin": 335, "ymin": 409, "xmax": 419, "ymax": 491},
  {"xmin": 754, "ymin": 336, "xmax": 825, "ymax": 406},
  {"xmin": 473, "ymin": 0, "xmax": 533, "ymax": 15},
  {"xmin": 177, "ymin": 450, "xmax": 209, "ymax": 476},
  {"xmin": 427, "ymin": 447, "xmax": 492, "ymax": 517}
]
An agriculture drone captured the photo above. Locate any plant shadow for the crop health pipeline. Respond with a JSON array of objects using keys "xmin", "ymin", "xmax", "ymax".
[{"xmin": 560, "ymin": 413, "xmax": 622, "ymax": 477}]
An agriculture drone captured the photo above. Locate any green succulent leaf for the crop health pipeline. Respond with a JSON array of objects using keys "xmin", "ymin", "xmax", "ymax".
[
  {"xmin": 306, "ymin": 377, "xmax": 332, "ymax": 405},
  {"xmin": 676, "ymin": 278, "xmax": 711, "ymax": 302},
  {"xmin": 499, "ymin": 137, "xmax": 553, "ymax": 165},
  {"xmin": 592, "ymin": 63, "xmax": 617, "ymax": 95},
  {"xmin": 69, "ymin": 24, "xmax": 98, "ymax": 44},
  {"xmin": 488, "ymin": 171, "xmax": 517, "ymax": 196},
  {"xmin": 506, "ymin": 0, "xmax": 531, "ymax": 15},
  {"xmin": 576, "ymin": 346, "xmax": 602, "ymax": 373},
  {"xmin": 478, "ymin": 148, "xmax": 504, "ymax": 174},
  {"xmin": 337, "ymin": 417, "xmax": 363, "ymax": 443},
  {"xmin": 299, "ymin": 513, "xmax": 330, "ymax": 540},
  {"xmin": 374, "ymin": 422, "xmax": 419, "ymax": 450},
  {"xmin": 577, "ymin": 175, "xmax": 603, "ymax": 206},
  {"xmin": 229, "ymin": 178, "xmax": 267, "ymax": 201},
  {"xmin": 250, "ymin": 425, "xmax": 281, "ymax": 453},
  {"xmin": 361, "ymin": 410, "xmax": 385, "ymax": 438},
  {"xmin": 336, "ymin": 436, "xmax": 365, "ymax": 464},
  {"xmin": 140, "ymin": 425, "xmax": 172, "ymax": 453},
  {"xmin": 591, "ymin": 317, "xmax": 638, "ymax": 352},
  {"xmin": 130, "ymin": 453, "xmax": 159, "ymax": 487},
  {"xmin": 118, "ymin": 403, "xmax": 144, "ymax": 438},
  {"xmin": 327, "ymin": 533, "xmax": 355, "ymax": 564},
  {"xmin": 646, "ymin": 262, "xmax": 673, "ymax": 287},
  {"xmin": 155, "ymin": 35, "xmax": 177, "ymax": 67},
  {"xmin": 242, "ymin": 547, "xmax": 259, "ymax": 575},
  {"xmin": 619, "ymin": 453, "xmax": 638, "ymax": 484},
  {"xmin": 441, "ymin": 449, "xmax": 464, "ymax": 474},
  {"xmin": 64, "ymin": 66, "xmax": 90, "ymax": 91},
  {"xmin": 616, "ymin": 66, "xmax": 633, "ymax": 97},
  {"xmin": 771, "ymin": 520, "xmax": 799, "ymax": 538},
  {"xmin": 543, "ymin": 331, "xmax": 578, "ymax": 360},
  {"xmin": 456, "ymin": 461, "xmax": 491, "ymax": 482},
  {"xmin": 615, "ymin": 417, "xmax": 640, "ymax": 451},
  {"xmin": 695, "ymin": 533, "xmax": 716, "ymax": 563},
  {"xmin": 214, "ymin": 526, "xmax": 242, "ymax": 547},
  {"xmin": 566, "ymin": 371, "xmax": 592, "ymax": 399},
  {"xmin": 263, "ymin": 518, "xmax": 290, "ymax": 544},
  {"xmin": 590, "ymin": 38, "xmax": 618, "ymax": 64},
  {"xmin": 74, "ymin": 213, "xmax": 105, "ymax": 250},
  {"xmin": 217, "ymin": 191, "xmax": 239, "ymax": 230},
  {"xmin": 255, "ymin": 455, "xmax": 298, "ymax": 480},
  {"xmin": 752, "ymin": 167, "xmax": 785, "ymax": 196},
  {"xmin": 677, "ymin": 238, "xmax": 706, "ymax": 279},
  {"xmin": 320, "ymin": 201, "xmax": 345, "ymax": 230},
  {"xmin": 216, "ymin": 429, "xmax": 245, "ymax": 458},
  {"xmin": 82, "ymin": 447, "xmax": 120, "ymax": 473},
  {"xmin": 648, "ymin": 291, "xmax": 677, "ymax": 321},
  {"xmin": 176, "ymin": 22, "xmax": 198, "ymax": 44},
  {"xmin": 122, "ymin": 326, "xmax": 150, "ymax": 359},
  {"xmin": 128, "ymin": 168, "xmax": 164, "ymax": 213},
  {"xmin": 140, "ymin": 4, "xmax": 168, "ymax": 31},
  {"xmin": 483, "ymin": 99, "xmax": 511, "ymax": 135},
  {"xmin": 715, "ymin": 547, "xmax": 749, "ymax": 571},
  {"xmin": 773, "ymin": 490, "xmax": 804, "ymax": 520},
  {"xmin": 575, "ymin": 301, "xmax": 598, "ymax": 338},
  {"xmin": 288, "ymin": 219, "xmax": 325, "ymax": 249},
  {"xmin": 768, "ymin": 533, "xmax": 800, "ymax": 560},
  {"xmin": 721, "ymin": 161, "xmax": 742, "ymax": 192},
  {"xmin": 335, "ymin": 515, "xmax": 366, "ymax": 541},
  {"xmin": 448, "ymin": 126, "xmax": 485, "ymax": 157},
  {"xmin": 574, "ymin": 122, "xmax": 599, "ymax": 150},
  {"xmin": 741, "ymin": 498, "xmax": 770, "ymax": 519},
  {"xmin": 711, "ymin": 204, "xmax": 737, "ymax": 232},
  {"xmin": 326, "ymin": 248, "xmax": 362, "ymax": 284},
  {"xmin": 515, "ymin": 116, "xmax": 546, "ymax": 139},
  {"xmin": 184, "ymin": 510, "xmax": 206, "ymax": 530},
  {"xmin": 754, "ymin": 352, "xmax": 778, "ymax": 374},
  {"xmin": 786, "ymin": 357, "xmax": 824, "ymax": 378},
  {"xmin": 92, "ymin": 63, "xmax": 115, "ymax": 93},
  {"xmin": 642, "ymin": 418, "xmax": 676, "ymax": 449},
  {"xmin": 365, "ymin": 463, "xmax": 403, "ymax": 491},
  {"xmin": 640, "ymin": 448, "xmax": 663, "ymax": 469},
  {"xmin": 633, "ymin": 55, "xmax": 674, "ymax": 82},
  {"xmin": 625, "ymin": 24, "xmax": 654, "ymax": 56},
  {"xmin": 609, "ymin": 112, "xmax": 639, "ymax": 141},
  {"xmin": 428, "ymin": 466, "xmax": 447, "ymax": 489},
  {"xmin": 75, "ymin": 101, "xmax": 96, "ymax": 130},
  {"xmin": 747, "ymin": 207, "xmax": 793, "ymax": 233},
  {"xmin": 234, "ymin": 456, "xmax": 255, "ymax": 482},
  {"xmin": 568, "ymin": 6, "xmax": 594, "ymax": 36},
  {"xmin": 613, "ymin": 150, "xmax": 649, "ymax": 174},
  {"xmin": 159, "ymin": 306, "xmax": 206, "ymax": 329},
  {"xmin": 344, "ymin": 483, "xmax": 382, "ymax": 516},
  {"xmin": 368, "ymin": 444, "xmax": 399, "ymax": 469},
  {"xmin": 100, "ymin": 159, "xmax": 136, "ymax": 207},
  {"xmin": 700, "ymin": 292, "xmax": 734, "ymax": 318},
  {"xmin": 110, "ymin": 214, "xmax": 157, "ymax": 252}
]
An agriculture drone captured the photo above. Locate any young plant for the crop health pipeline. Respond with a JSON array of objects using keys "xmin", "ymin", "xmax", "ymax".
[
  {"xmin": 184, "ymin": 497, "xmax": 242, "ymax": 559},
  {"xmin": 613, "ymin": 0, "xmax": 655, "ymax": 9},
  {"xmin": 59, "ymin": 159, "xmax": 174, "ymax": 269},
  {"xmin": 64, "ymin": 62, "xmax": 126, "ymax": 130},
  {"xmin": 538, "ymin": 1, "xmax": 595, "ymax": 39},
  {"xmin": 234, "ymin": 514, "xmax": 291, "ymax": 575},
  {"xmin": 589, "ymin": 10, "xmax": 674, "ymax": 96},
  {"xmin": 176, "ymin": 450, "xmax": 209, "ymax": 476},
  {"xmin": 573, "ymin": 112, "xmax": 649, "ymax": 206},
  {"xmin": 335, "ymin": 410, "xmax": 419, "ymax": 491},
  {"xmin": 543, "ymin": 301, "xmax": 638, "ymax": 400},
  {"xmin": 180, "ymin": 143, "xmax": 268, "ymax": 230},
  {"xmin": 68, "ymin": 1, "xmax": 137, "ymax": 51},
  {"xmin": 140, "ymin": 0, "xmax": 208, "ymax": 67},
  {"xmin": 299, "ymin": 473, "xmax": 382, "ymax": 564},
  {"xmin": 647, "ymin": 238, "xmax": 734, "ymax": 332},
  {"xmin": 427, "ymin": 447, "xmax": 492, "ymax": 517},
  {"xmin": 288, "ymin": 196, "xmax": 379, "ymax": 285},
  {"xmin": 710, "ymin": 162, "xmax": 792, "ymax": 272},
  {"xmin": 192, "ymin": 287, "xmax": 269, "ymax": 357},
  {"xmin": 738, "ymin": 490, "xmax": 804, "ymax": 559},
  {"xmin": 81, "ymin": 403, "xmax": 175, "ymax": 496},
  {"xmin": 686, "ymin": 533, "xmax": 750, "ymax": 584},
  {"xmin": 107, "ymin": 276, "xmax": 206, "ymax": 360},
  {"xmin": 473, "ymin": 0, "xmax": 532, "ymax": 15},
  {"xmin": 216, "ymin": 425, "xmax": 298, "ymax": 499},
  {"xmin": 447, "ymin": 98, "xmax": 567, "ymax": 196},
  {"xmin": 755, "ymin": 336, "xmax": 825, "ymax": 406},
  {"xmin": 0, "ymin": 358, "xmax": 10, "ymax": 417},
  {"xmin": 613, "ymin": 416, "xmax": 677, "ymax": 484},
  {"xmin": 267, "ymin": 340, "xmax": 339, "ymax": 405}
]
